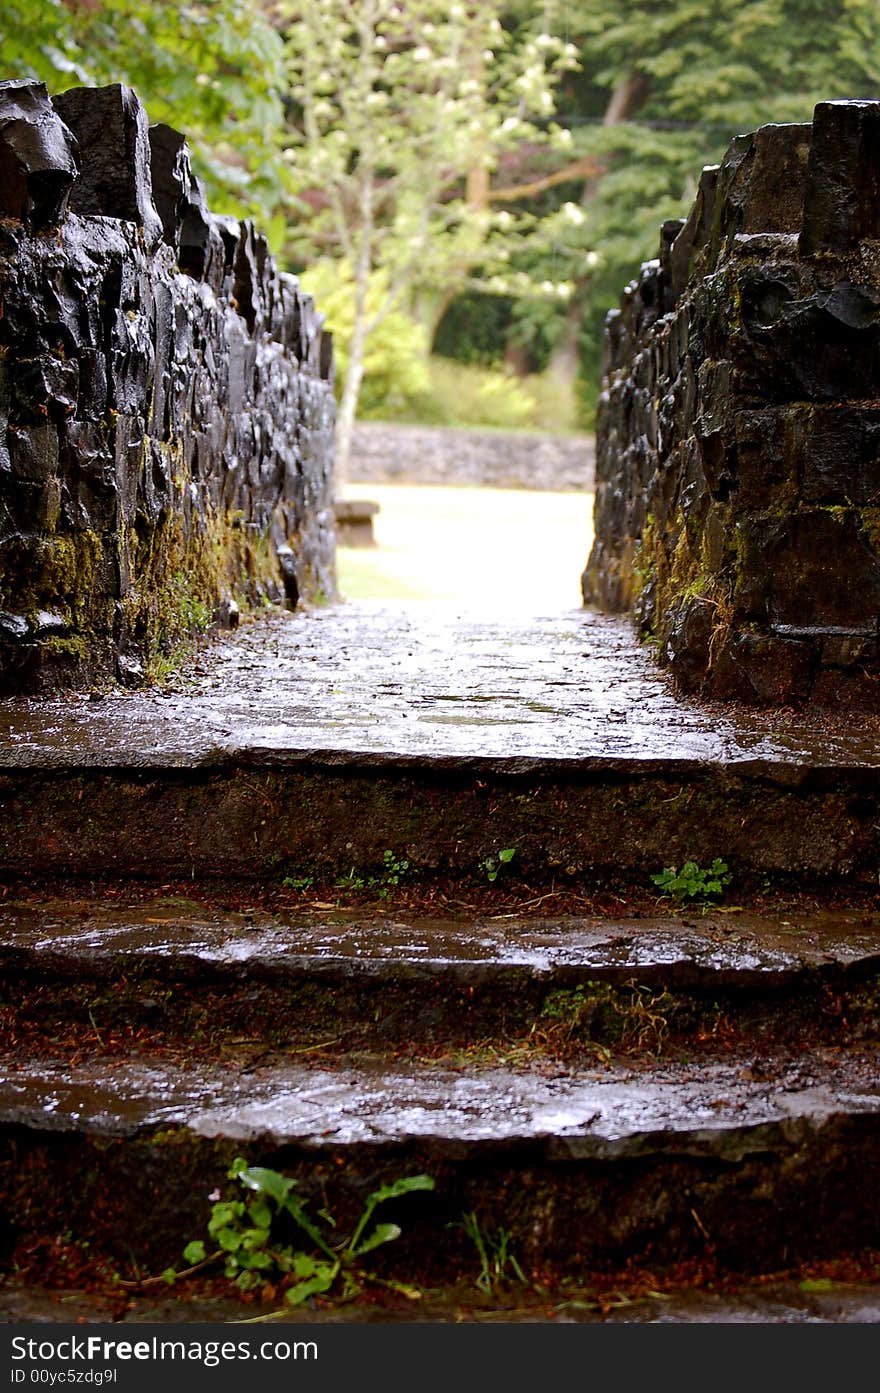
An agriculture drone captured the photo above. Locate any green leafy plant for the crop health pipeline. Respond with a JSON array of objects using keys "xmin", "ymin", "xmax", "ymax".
[
  {"xmin": 371, "ymin": 849, "xmax": 412, "ymax": 898},
  {"xmin": 652, "ymin": 858, "xmax": 731, "ymax": 904},
  {"xmin": 480, "ymin": 847, "xmax": 516, "ymax": 884},
  {"xmin": 454, "ymin": 1211, "xmax": 528, "ymax": 1295},
  {"xmin": 281, "ymin": 874, "xmax": 314, "ymax": 891},
  {"xmin": 178, "ymin": 1160, "xmax": 434, "ymax": 1307},
  {"xmin": 334, "ymin": 850, "xmax": 413, "ymax": 898}
]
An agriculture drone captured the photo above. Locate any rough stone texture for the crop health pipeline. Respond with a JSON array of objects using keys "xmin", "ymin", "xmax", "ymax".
[
  {"xmin": 582, "ymin": 101, "xmax": 880, "ymax": 707},
  {"xmin": 348, "ymin": 420, "xmax": 595, "ymax": 491},
  {"xmin": 0, "ymin": 80, "xmax": 336, "ymax": 693},
  {"xmin": 1, "ymin": 604, "xmax": 879, "ymax": 884}
]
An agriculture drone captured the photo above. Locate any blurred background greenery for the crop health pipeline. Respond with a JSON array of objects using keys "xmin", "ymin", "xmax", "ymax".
[{"xmin": 5, "ymin": 0, "xmax": 880, "ymax": 446}]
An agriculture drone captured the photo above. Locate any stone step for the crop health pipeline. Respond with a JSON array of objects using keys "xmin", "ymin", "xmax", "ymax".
[
  {"xmin": 1, "ymin": 894, "xmax": 878, "ymax": 1051},
  {"xmin": 1, "ymin": 603, "xmax": 879, "ymax": 885},
  {"xmin": 1, "ymin": 1047, "xmax": 879, "ymax": 1285}
]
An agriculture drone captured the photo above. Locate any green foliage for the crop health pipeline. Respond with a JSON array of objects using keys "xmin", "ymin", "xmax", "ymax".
[
  {"xmin": 281, "ymin": 874, "xmax": 314, "ymax": 891},
  {"xmin": 177, "ymin": 1159, "xmax": 434, "ymax": 1307},
  {"xmin": 334, "ymin": 850, "xmax": 414, "ymax": 898},
  {"xmin": 0, "ymin": 0, "xmax": 292, "ymax": 230},
  {"xmin": 455, "ymin": 1211, "xmax": 528, "ymax": 1295},
  {"xmin": 433, "ymin": 293, "xmax": 517, "ymax": 367},
  {"xmin": 386, "ymin": 359, "xmax": 576, "ymax": 433},
  {"xmin": 279, "ymin": 0, "xmax": 578, "ymax": 460},
  {"xmin": 480, "ymin": 847, "xmax": 516, "ymax": 884},
  {"xmin": 652, "ymin": 859, "xmax": 732, "ymax": 904},
  {"xmin": 490, "ymin": 0, "xmax": 880, "ymax": 419},
  {"xmin": 298, "ymin": 261, "xmax": 430, "ymax": 419}
]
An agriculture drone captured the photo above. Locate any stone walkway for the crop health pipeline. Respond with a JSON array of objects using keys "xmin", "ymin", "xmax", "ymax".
[{"xmin": 1, "ymin": 600, "xmax": 878, "ymax": 770}]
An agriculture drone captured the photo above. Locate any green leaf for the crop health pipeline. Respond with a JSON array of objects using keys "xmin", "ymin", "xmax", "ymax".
[
  {"xmin": 347, "ymin": 1174, "xmax": 435, "ymax": 1254},
  {"xmin": 182, "ymin": 1240, "xmax": 206, "ymax": 1265},
  {"xmin": 217, "ymin": 1228, "xmax": 244, "ymax": 1253},
  {"xmin": 160, "ymin": 1267, "xmax": 179, "ymax": 1285},
  {"xmin": 284, "ymin": 1266, "xmax": 337, "ymax": 1306},
  {"xmin": 237, "ymin": 1166, "xmax": 299, "ymax": 1206},
  {"xmin": 349, "ymin": 1221, "xmax": 401, "ymax": 1258},
  {"xmin": 499, "ymin": 848, "xmax": 516, "ymax": 863},
  {"xmin": 246, "ymin": 1200, "xmax": 273, "ymax": 1230},
  {"xmin": 279, "ymin": 1193, "xmax": 338, "ymax": 1261}
]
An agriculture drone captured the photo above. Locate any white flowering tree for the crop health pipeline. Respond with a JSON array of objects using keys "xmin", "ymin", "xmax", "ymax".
[{"xmin": 278, "ymin": 0, "xmax": 581, "ymax": 475}]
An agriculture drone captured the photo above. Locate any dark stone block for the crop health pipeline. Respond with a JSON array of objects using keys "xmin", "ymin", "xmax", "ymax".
[
  {"xmin": 800, "ymin": 99, "xmax": 880, "ymax": 255},
  {"xmin": 711, "ymin": 631, "xmax": 816, "ymax": 705},
  {"xmin": 792, "ymin": 405, "xmax": 880, "ymax": 505},
  {"xmin": 147, "ymin": 123, "xmax": 190, "ymax": 251},
  {"xmin": 720, "ymin": 123, "xmax": 812, "ymax": 240},
  {"xmin": 662, "ymin": 601, "xmax": 713, "ymax": 690},
  {"xmin": 53, "ymin": 84, "xmax": 163, "ymax": 247},
  {"xmin": 148, "ymin": 122, "xmax": 222, "ymax": 288},
  {"xmin": 6, "ymin": 424, "xmax": 59, "ymax": 481},
  {"xmin": 10, "ymin": 356, "xmax": 78, "ymax": 425},
  {"xmin": 764, "ymin": 510, "xmax": 880, "ymax": 629},
  {"xmin": 0, "ymin": 79, "xmax": 77, "ymax": 227},
  {"xmin": 734, "ymin": 276, "xmax": 880, "ymax": 402}
]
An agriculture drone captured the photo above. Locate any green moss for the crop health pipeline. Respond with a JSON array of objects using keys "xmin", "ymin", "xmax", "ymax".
[{"xmin": 859, "ymin": 506, "xmax": 880, "ymax": 555}]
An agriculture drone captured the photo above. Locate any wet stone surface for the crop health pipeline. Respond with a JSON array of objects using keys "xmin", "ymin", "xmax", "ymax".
[
  {"xmin": 1, "ymin": 602, "xmax": 879, "ymax": 772},
  {"xmin": 2, "ymin": 1280, "xmax": 880, "ymax": 1323},
  {"xmin": 0, "ymin": 895, "xmax": 877, "ymax": 988},
  {"xmin": 1, "ymin": 1050, "xmax": 879, "ymax": 1158}
]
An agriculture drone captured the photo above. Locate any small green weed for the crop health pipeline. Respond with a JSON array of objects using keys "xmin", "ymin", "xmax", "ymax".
[
  {"xmin": 334, "ymin": 850, "xmax": 413, "ymax": 898},
  {"xmin": 335, "ymin": 867, "xmax": 366, "ymax": 891},
  {"xmin": 174, "ymin": 1160, "xmax": 434, "ymax": 1308},
  {"xmin": 652, "ymin": 858, "xmax": 731, "ymax": 904},
  {"xmin": 480, "ymin": 847, "xmax": 516, "ymax": 884},
  {"xmin": 281, "ymin": 874, "xmax": 314, "ymax": 891},
  {"xmin": 372, "ymin": 849, "xmax": 411, "ymax": 897},
  {"xmin": 454, "ymin": 1211, "xmax": 528, "ymax": 1295}
]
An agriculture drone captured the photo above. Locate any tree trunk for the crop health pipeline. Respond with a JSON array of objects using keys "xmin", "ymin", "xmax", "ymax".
[
  {"xmin": 334, "ymin": 175, "xmax": 373, "ymax": 484},
  {"xmin": 335, "ymin": 320, "xmax": 366, "ymax": 483}
]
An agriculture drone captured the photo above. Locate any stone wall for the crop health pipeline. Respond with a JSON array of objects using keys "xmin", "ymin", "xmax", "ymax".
[
  {"xmin": 348, "ymin": 421, "xmax": 595, "ymax": 491},
  {"xmin": 582, "ymin": 100, "xmax": 880, "ymax": 707},
  {"xmin": 0, "ymin": 79, "xmax": 335, "ymax": 693}
]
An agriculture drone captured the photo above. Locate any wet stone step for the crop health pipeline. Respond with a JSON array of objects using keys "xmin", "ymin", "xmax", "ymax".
[
  {"xmin": 1, "ymin": 897, "xmax": 878, "ymax": 1050},
  {"xmin": 1, "ymin": 1049, "xmax": 879, "ymax": 1278},
  {"xmin": 0, "ymin": 604, "xmax": 879, "ymax": 883}
]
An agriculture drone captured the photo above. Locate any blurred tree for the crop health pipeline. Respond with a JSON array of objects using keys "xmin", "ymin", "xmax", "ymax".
[
  {"xmin": 278, "ymin": 0, "xmax": 579, "ymax": 473},
  {"xmin": 505, "ymin": 0, "xmax": 880, "ymax": 417},
  {"xmin": 0, "ymin": 0, "xmax": 291, "ymax": 229}
]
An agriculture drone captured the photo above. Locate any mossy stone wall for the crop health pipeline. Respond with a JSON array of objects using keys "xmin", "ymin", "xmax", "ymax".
[
  {"xmin": 0, "ymin": 79, "xmax": 336, "ymax": 692},
  {"xmin": 583, "ymin": 102, "xmax": 880, "ymax": 707}
]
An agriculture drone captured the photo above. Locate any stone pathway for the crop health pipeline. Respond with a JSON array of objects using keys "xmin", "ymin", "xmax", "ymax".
[{"xmin": 1, "ymin": 601, "xmax": 878, "ymax": 769}]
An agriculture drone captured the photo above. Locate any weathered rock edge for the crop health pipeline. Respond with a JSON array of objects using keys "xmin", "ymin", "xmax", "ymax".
[
  {"xmin": 0, "ymin": 79, "xmax": 336, "ymax": 693},
  {"xmin": 1, "ymin": 1058, "xmax": 879, "ymax": 1275},
  {"xmin": 583, "ymin": 100, "xmax": 880, "ymax": 708},
  {"xmin": 0, "ymin": 757, "xmax": 878, "ymax": 883}
]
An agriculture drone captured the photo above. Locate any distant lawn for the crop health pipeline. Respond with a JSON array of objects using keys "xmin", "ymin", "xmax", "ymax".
[{"xmin": 335, "ymin": 484, "xmax": 594, "ymax": 613}]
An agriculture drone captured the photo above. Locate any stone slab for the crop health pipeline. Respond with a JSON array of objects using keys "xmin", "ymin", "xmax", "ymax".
[
  {"xmin": 1, "ymin": 604, "xmax": 876, "ymax": 772},
  {"xmin": 1, "ymin": 897, "xmax": 877, "ymax": 990},
  {"xmin": 2, "ymin": 1052, "xmax": 878, "ymax": 1159},
  {"xmin": 0, "ymin": 604, "xmax": 878, "ymax": 883}
]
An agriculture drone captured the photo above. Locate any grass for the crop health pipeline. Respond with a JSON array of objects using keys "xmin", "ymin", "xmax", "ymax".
[{"xmin": 335, "ymin": 483, "xmax": 594, "ymax": 611}]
